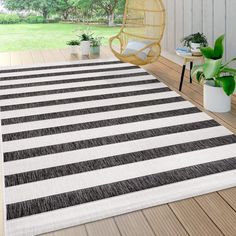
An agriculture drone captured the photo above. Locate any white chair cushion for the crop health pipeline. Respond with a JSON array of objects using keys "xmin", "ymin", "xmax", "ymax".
[{"xmin": 123, "ymin": 40, "xmax": 152, "ymax": 60}]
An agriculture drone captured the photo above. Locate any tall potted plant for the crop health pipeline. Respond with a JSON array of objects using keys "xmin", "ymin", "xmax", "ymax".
[
  {"xmin": 78, "ymin": 31, "xmax": 93, "ymax": 56},
  {"xmin": 181, "ymin": 32, "xmax": 208, "ymax": 56},
  {"xmin": 192, "ymin": 35, "xmax": 236, "ymax": 113}
]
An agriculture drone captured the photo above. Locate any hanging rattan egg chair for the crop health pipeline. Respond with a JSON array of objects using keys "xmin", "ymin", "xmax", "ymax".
[{"xmin": 109, "ymin": 0, "xmax": 165, "ymax": 66}]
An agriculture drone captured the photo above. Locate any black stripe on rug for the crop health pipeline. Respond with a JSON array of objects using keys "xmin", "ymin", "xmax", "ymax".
[
  {"xmin": 0, "ymin": 79, "xmax": 159, "ymax": 100},
  {"xmin": 0, "ymin": 60, "xmax": 124, "ymax": 74},
  {"xmin": 7, "ymin": 156, "xmax": 236, "ymax": 220},
  {"xmin": 5, "ymin": 135, "xmax": 236, "ymax": 187},
  {"xmin": 0, "ymin": 65, "xmax": 138, "ymax": 81},
  {"xmin": 4, "ymin": 120, "xmax": 219, "ymax": 162},
  {"xmin": 0, "ymin": 87, "xmax": 172, "ymax": 112},
  {"xmin": 1, "ymin": 92, "xmax": 178, "ymax": 124},
  {"xmin": 3, "ymin": 107, "xmax": 201, "ymax": 141},
  {"xmin": 0, "ymin": 72, "xmax": 149, "ymax": 90}
]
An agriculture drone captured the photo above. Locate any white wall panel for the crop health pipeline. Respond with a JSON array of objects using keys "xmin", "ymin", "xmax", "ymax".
[
  {"xmin": 226, "ymin": 0, "xmax": 236, "ymax": 67},
  {"xmin": 175, "ymin": 0, "xmax": 184, "ymax": 48},
  {"xmin": 162, "ymin": 0, "xmax": 236, "ymax": 63}
]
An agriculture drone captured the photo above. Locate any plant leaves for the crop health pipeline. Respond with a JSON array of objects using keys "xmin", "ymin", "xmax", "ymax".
[
  {"xmin": 221, "ymin": 67, "xmax": 236, "ymax": 74},
  {"xmin": 216, "ymin": 75, "xmax": 236, "ymax": 96},
  {"xmin": 196, "ymin": 71, "xmax": 204, "ymax": 83},
  {"xmin": 222, "ymin": 57, "xmax": 236, "ymax": 68},
  {"xmin": 191, "ymin": 64, "xmax": 203, "ymax": 77},
  {"xmin": 200, "ymin": 47, "xmax": 214, "ymax": 59},
  {"xmin": 203, "ymin": 58, "xmax": 222, "ymax": 79},
  {"xmin": 213, "ymin": 35, "xmax": 225, "ymax": 59}
]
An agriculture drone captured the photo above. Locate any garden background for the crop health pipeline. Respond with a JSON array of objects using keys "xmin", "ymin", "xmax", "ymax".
[{"xmin": 0, "ymin": 0, "xmax": 125, "ymax": 51}]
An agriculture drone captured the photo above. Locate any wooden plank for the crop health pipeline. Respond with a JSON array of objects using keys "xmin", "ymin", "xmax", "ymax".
[
  {"xmin": 31, "ymin": 50, "xmax": 45, "ymax": 64},
  {"xmin": 143, "ymin": 205, "xmax": 188, "ymax": 236},
  {"xmin": 86, "ymin": 218, "xmax": 120, "ymax": 236},
  {"xmin": 115, "ymin": 211, "xmax": 155, "ymax": 236},
  {"xmin": 203, "ymin": 0, "xmax": 214, "ymax": 46},
  {"xmin": 183, "ymin": 0, "xmax": 193, "ymax": 37},
  {"xmin": 42, "ymin": 225, "xmax": 87, "ymax": 236},
  {"xmin": 219, "ymin": 188, "xmax": 236, "ymax": 212},
  {"xmin": 195, "ymin": 193, "xmax": 236, "ymax": 235},
  {"xmin": 192, "ymin": 0, "xmax": 203, "ymax": 33},
  {"xmin": 170, "ymin": 198, "xmax": 223, "ymax": 236},
  {"xmin": 10, "ymin": 52, "xmax": 23, "ymax": 66},
  {"xmin": 175, "ymin": 0, "xmax": 184, "ymax": 48},
  {"xmin": 59, "ymin": 48, "xmax": 76, "ymax": 62},
  {"xmin": 41, "ymin": 49, "xmax": 65, "ymax": 63},
  {"xmin": 20, "ymin": 51, "xmax": 35, "ymax": 65},
  {"xmin": 0, "ymin": 52, "xmax": 11, "ymax": 67},
  {"xmin": 100, "ymin": 46, "xmax": 114, "ymax": 59}
]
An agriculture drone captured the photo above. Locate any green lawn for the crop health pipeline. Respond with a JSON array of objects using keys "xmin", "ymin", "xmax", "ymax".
[{"xmin": 0, "ymin": 23, "xmax": 120, "ymax": 52}]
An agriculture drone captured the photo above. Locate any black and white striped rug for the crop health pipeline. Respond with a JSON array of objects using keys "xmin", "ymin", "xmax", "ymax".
[{"xmin": 1, "ymin": 59, "xmax": 236, "ymax": 236}]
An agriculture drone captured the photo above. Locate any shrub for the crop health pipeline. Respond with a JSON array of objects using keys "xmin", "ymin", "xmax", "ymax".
[
  {"xmin": 25, "ymin": 16, "xmax": 45, "ymax": 24},
  {"xmin": 114, "ymin": 18, "xmax": 123, "ymax": 24},
  {"xmin": 0, "ymin": 14, "xmax": 21, "ymax": 24},
  {"xmin": 48, "ymin": 17, "xmax": 61, "ymax": 23},
  {"xmin": 67, "ymin": 40, "xmax": 80, "ymax": 46}
]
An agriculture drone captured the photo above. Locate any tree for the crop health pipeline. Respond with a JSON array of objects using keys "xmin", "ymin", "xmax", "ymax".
[
  {"xmin": 3, "ymin": 0, "xmax": 126, "ymax": 24},
  {"xmin": 4, "ymin": 0, "xmax": 59, "ymax": 20},
  {"xmin": 94, "ymin": 0, "xmax": 118, "ymax": 26},
  {"xmin": 56, "ymin": 0, "xmax": 75, "ymax": 20}
]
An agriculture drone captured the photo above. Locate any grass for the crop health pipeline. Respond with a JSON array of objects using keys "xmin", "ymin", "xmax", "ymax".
[{"xmin": 0, "ymin": 23, "xmax": 120, "ymax": 52}]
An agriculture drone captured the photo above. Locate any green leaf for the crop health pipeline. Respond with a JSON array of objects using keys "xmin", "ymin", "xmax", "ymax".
[
  {"xmin": 221, "ymin": 67, "xmax": 236, "ymax": 74},
  {"xmin": 213, "ymin": 35, "xmax": 225, "ymax": 59},
  {"xmin": 216, "ymin": 75, "xmax": 236, "ymax": 96},
  {"xmin": 191, "ymin": 64, "xmax": 203, "ymax": 77},
  {"xmin": 203, "ymin": 58, "xmax": 222, "ymax": 79},
  {"xmin": 222, "ymin": 57, "xmax": 236, "ymax": 68},
  {"xmin": 200, "ymin": 47, "xmax": 214, "ymax": 59},
  {"xmin": 196, "ymin": 71, "xmax": 204, "ymax": 83}
]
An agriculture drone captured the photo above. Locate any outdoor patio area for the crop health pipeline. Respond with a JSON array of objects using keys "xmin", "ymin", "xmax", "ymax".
[{"xmin": 0, "ymin": 47, "xmax": 236, "ymax": 236}]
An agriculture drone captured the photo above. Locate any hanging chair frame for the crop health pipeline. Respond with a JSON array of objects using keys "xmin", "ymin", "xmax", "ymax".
[{"xmin": 109, "ymin": 0, "xmax": 166, "ymax": 66}]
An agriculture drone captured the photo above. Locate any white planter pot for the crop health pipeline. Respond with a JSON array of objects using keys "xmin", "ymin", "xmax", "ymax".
[
  {"xmin": 204, "ymin": 81, "xmax": 231, "ymax": 113},
  {"xmin": 80, "ymin": 41, "xmax": 90, "ymax": 56},
  {"xmin": 190, "ymin": 42, "xmax": 202, "ymax": 56},
  {"xmin": 69, "ymin": 46, "xmax": 79, "ymax": 55}
]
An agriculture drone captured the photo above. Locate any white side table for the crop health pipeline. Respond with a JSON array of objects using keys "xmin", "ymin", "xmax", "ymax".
[{"xmin": 177, "ymin": 54, "xmax": 204, "ymax": 91}]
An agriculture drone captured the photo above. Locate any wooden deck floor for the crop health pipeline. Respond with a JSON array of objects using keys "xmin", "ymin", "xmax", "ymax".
[{"xmin": 0, "ymin": 47, "xmax": 236, "ymax": 236}]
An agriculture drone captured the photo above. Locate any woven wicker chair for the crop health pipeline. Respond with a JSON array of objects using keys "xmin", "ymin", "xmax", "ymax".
[{"xmin": 109, "ymin": 0, "xmax": 165, "ymax": 66}]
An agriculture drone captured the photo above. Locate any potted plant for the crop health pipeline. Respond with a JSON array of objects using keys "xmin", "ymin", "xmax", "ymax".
[
  {"xmin": 192, "ymin": 35, "xmax": 236, "ymax": 113},
  {"xmin": 90, "ymin": 37, "xmax": 103, "ymax": 55},
  {"xmin": 181, "ymin": 32, "xmax": 208, "ymax": 55},
  {"xmin": 78, "ymin": 30, "xmax": 93, "ymax": 56},
  {"xmin": 67, "ymin": 40, "xmax": 80, "ymax": 55}
]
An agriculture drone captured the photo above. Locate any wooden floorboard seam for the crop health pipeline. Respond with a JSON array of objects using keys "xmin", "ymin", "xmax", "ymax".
[
  {"xmin": 141, "ymin": 210, "xmax": 158, "ymax": 236},
  {"xmin": 110, "ymin": 218, "xmax": 123, "ymax": 236},
  {"xmin": 193, "ymin": 197, "xmax": 226, "ymax": 236},
  {"xmin": 166, "ymin": 204, "xmax": 191, "ymax": 236},
  {"xmin": 217, "ymin": 192, "xmax": 236, "ymax": 214}
]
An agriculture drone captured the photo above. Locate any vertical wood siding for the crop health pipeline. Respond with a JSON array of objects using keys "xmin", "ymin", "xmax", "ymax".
[{"xmin": 162, "ymin": 0, "xmax": 236, "ymax": 63}]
